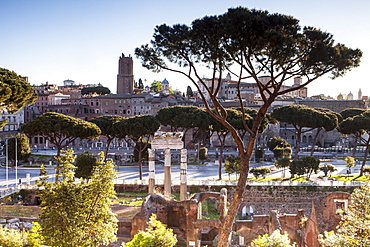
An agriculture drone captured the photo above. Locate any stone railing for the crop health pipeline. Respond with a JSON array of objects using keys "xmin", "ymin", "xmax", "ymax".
[{"xmin": 114, "ymin": 179, "xmax": 364, "ymax": 187}]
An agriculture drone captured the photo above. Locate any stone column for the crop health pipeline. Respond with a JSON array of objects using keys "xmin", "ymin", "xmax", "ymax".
[
  {"xmin": 180, "ymin": 148, "xmax": 187, "ymax": 201},
  {"xmin": 219, "ymin": 188, "xmax": 228, "ymax": 220},
  {"xmin": 164, "ymin": 148, "xmax": 171, "ymax": 198},
  {"xmin": 148, "ymin": 148, "xmax": 155, "ymax": 193}
]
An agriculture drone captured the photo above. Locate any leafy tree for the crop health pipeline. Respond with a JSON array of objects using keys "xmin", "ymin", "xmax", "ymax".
[
  {"xmin": 250, "ymin": 167, "xmax": 271, "ymax": 179},
  {"xmin": 0, "ymin": 68, "xmax": 37, "ymax": 129},
  {"xmin": 150, "ymin": 80, "xmax": 162, "ymax": 92},
  {"xmin": 255, "ymin": 146, "xmax": 264, "ymax": 162},
  {"xmin": 274, "ymin": 157, "xmax": 291, "ymax": 178},
  {"xmin": 224, "ymin": 156, "xmax": 241, "ymax": 179},
  {"xmin": 339, "ymin": 108, "xmax": 366, "ymax": 156},
  {"xmin": 38, "ymin": 150, "xmax": 118, "ymax": 247},
  {"xmin": 7, "ymin": 133, "xmax": 31, "ymax": 166},
  {"xmin": 211, "ymin": 108, "xmax": 268, "ymax": 179},
  {"xmin": 0, "ymin": 225, "xmax": 28, "ymax": 247},
  {"xmin": 267, "ymin": 137, "xmax": 291, "ymax": 177},
  {"xmin": 251, "ymin": 229, "xmax": 295, "ymax": 247},
  {"xmin": 236, "ymin": 108, "xmax": 270, "ymax": 139},
  {"xmin": 267, "ymin": 137, "xmax": 289, "ymax": 153},
  {"xmin": 362, "ymin": 166, "xmax": 370, "ymax": 175},
  {"xmin": 156, "ymin": 106, "xmax": 211, "ymax": 148},
  {"xmin": 135, "ymin": 7, "xmax": 361, "ymax": 246},
  {"xmin": 199, "ymin": 147, "xmax": 208, "ymax": 163},
  {"xmin": 289, "ymin": 160, "xmax": 306, "ymax": 177},
  {"xmin": 0, "ymin": 222, "xmax": 44, "ymax": 247},
  {"xmin": 290, "ymin": 156, "xmax": 320, "ymax": 178},
  {"xmin": 320, "ymin": 182, "xmax": 370, "ymax": 246},
  {"xmin": 338, "ymin": 111, "xmax": 370, "ymax": 176},
  {"xmin": 89, "ymin": 115, "xmax": 125, "ymax": 157},
  {"xmin": 309, "ymin": 108, "xmax": 342, "ymax": 156},
  {"xmin": 75, "ymin": 151, "xmax": 96, "ymax": 180},
  {"xmin": 272, "ymin": 146, "xmax": 292, "ymax": 160},
  {"xmin": 267, "ymin": 137, "xmax": 291, "ymax": 160},
  {"xmin": 345, "ymin": 156, "xmax": 355, "ymax": 173},
  {"xmin": 21, "ymin": 112, "xmax": 101, "ymax": 180},
  {"xmin": 210, "ymin": 108, "xmax": 244, "ymax": 179},
  {"xmin": 133, "ymin": 139, "xmax": 149, "ymax": 163},
  {"xmin": 124, "ymin": 214, "xmax": 177, "ymax": 247},
  {"xmin": 271, "ymin": 105, "xmax": 339, "ymax": 161},
  {"xmin": 27, "ymin": 222, "xmax": 44, "ymax": 247},
  {"xmin": 319, "ymin": 164, "xmax": 337, "ymax": 177},
  {"xmin": 116, "ymin": 115, "xmax": 160, "ymax": 179},
  {"xmin": 301, "ymin": 156, "xmax": 320, "ymax": 178},
  {"xmin": 186, "ymin": 85, "xmax": 194, "ymax": 98},
  {"xmin": 81, "ymin": 86, "xmax": 110, "ymax": 95},
  {"xmin": 138, "ymin": 78, "xmax": 144, "ymax": 89}
]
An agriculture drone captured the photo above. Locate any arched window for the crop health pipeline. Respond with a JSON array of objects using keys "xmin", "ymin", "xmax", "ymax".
[
  {"xmin": 303, "ymin": 136, "xmax": 307, "ymax": 143},
  {"xmin": 308, "ymin": 135, "xmax": 313, "ymax": 143}
]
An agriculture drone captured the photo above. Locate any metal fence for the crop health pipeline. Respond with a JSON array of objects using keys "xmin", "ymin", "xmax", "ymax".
[
  {"xmin": 114, "ymin": 179, "xmax": 365, "ymax": 187},
  {"xmin": 0, "ymin": 178, "xmax": 363, "ymax": 200}
]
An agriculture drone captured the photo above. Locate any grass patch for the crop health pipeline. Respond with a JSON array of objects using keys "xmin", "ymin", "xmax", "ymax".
[
  {"xmin": 113, "ymin": 191, "xmax": 180, "ymax": 206},
  {"xmin": 114, "ymin": 192, "xmax": 148, "ymax": 206},
  {"xmin": 0, "ymin": 205, "xmax": 40, "ymax": 218},
  {"xmin": 30, "ymin": 154, "xmax": 54, "ymax": 159},
  {"xmin": 114, "ymin": 208, "xmax": 141, "ymax": 219},
  {"xmin": 331, "ymin": 175, "xmax": 370, "ymax": 181},
  {"xmin": 201, "ymin": 198, "xmax": 220, "ymax": 220},
  {"xmin": 319, "ymin": 159, "xmax": 332, "ymax": 162}
]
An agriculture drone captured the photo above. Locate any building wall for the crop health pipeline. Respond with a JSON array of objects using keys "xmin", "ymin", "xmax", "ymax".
[
  {"xmin": 299, "ymin": 100, "xmax": 369, "ymax": 113},
  {"xmin": 0, "ymin": 109, "xmax": 25, "ymax": 140}
]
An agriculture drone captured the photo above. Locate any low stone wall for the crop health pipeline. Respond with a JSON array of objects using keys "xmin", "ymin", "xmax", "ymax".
[{"xmin": 114, "ymin": 184, "xmax": 356, "ymax": 216}]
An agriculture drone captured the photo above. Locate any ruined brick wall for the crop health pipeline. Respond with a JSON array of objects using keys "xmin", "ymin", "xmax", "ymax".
[
  {"xmin": 236, "ymin": 185, "xmax": 355, "ymax": 215},
  {"xmin": 314, "ymin": 192, "xmax": 350, "ymax": 232}
]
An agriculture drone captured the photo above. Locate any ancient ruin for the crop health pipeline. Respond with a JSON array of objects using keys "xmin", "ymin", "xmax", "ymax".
[
  {"xmin": 128, "ymin": 185, "xmax": 352, "ymax": 247},
  {"xmin": 149, "ymin": 132, "xmax": 187, "ymax": 200}
]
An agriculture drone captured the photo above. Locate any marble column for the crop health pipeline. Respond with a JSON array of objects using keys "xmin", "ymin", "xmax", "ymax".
[
  {"xmin": 164, "ymin": 148, "xmax": 171, "ymax": 198},
  {"xmin": 148, "ymin": 148, "xmax": 155, "ymax": 193},
  {"xmin": 180, "ymin": 148, "xmax": 187, "ymax": 201}
]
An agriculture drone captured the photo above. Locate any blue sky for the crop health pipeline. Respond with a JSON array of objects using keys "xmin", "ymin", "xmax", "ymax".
[{"xmin": 1, "ymin": 0, "xmax": 369, "ymax": 97}]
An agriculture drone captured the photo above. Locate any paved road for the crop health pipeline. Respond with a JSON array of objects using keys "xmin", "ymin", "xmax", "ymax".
[
  {"xmin": 0, "ymin": 148, "xmax": 366, "ymax": 187},
  {"xmin": 0, "ymin": 163, "xmax": 230, "ymax": 187}
]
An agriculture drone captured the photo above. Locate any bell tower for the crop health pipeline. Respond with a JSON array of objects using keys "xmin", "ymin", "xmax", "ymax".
[{"xmin": 117, "ymin": 53, "xmax": 134, "ymax": 94}]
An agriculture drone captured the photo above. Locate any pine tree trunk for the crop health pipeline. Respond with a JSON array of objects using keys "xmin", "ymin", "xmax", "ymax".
[
  {"xmin": 310, "ymin": 128, "xmax": 322, "ymax": 156},
  {"xmin": 55, "ymin": 147, "xmax": 61, "ymax": 182},
  {"xmin": 217, "ymin": 136, "xmax": 255, "ymax": 246},
  {"xmin": 105, "ymin": 138, "xmax": 113, "ymax": 161}
]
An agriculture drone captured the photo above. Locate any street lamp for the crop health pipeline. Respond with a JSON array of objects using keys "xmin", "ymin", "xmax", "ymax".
[
  {"xmin": 5, "ymin": 139, "xmax": 8, "ymax": 188},
  {"xmin": 15, "ymin": 135, "xmax": 18, "ymax": 187}
]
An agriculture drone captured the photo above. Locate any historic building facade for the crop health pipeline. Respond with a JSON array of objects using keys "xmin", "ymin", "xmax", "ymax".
[
  {"xmin": 116, "ymin": 53, "xmax": 134, "ymax": 95},
  {"xmin": 198, "ymin": 73, "xmax": 308, "ymax": 102}
]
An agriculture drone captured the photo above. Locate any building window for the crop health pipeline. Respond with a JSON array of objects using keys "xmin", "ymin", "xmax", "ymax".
[{"xmin": 334, "ymin": 199, "xmax": 348, "ymax": 214}]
